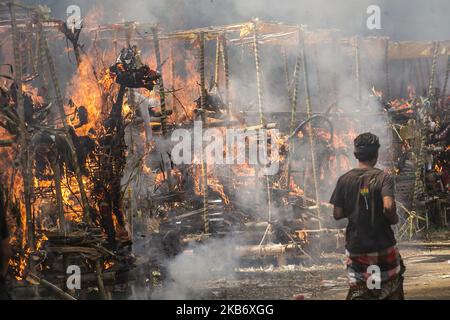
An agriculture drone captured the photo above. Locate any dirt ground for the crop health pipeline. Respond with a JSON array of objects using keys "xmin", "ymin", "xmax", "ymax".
[{"xmin": 196, "ymin": 240, "xmax": 450, "ymax": 300}]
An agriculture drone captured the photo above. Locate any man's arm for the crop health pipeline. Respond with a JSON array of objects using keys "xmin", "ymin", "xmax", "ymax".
[
  {"xmin": 383, "ymin": 196, "xmax": 398, "ymax": 225},
  {"xmin": 333, "ymin": 206, "xmax": 346, "ymax": 220},
  {"xmin": 330, "ymin": 177, "xmax": 346, "ymax": 221},
  {"xmin": 381, "ymin": 174, "xmax": 398, "ymax": 225}
]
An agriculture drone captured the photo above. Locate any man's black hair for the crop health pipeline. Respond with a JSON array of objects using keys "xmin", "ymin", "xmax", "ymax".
[{"xmin": 353, "ymin": 132, "xmax": 380, "ymax": 161}]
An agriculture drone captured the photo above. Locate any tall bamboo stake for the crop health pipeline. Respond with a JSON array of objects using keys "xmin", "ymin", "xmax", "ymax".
[
  {"xmin": 412, "ymin": 119, "xmax": 427, "ymax": 219},
  {"xmin": 287, "ymin": 34, "xmax": 302, "ymax": 189},
  {"xmin": 33, "ymin": 30, "xmax": 40, "ymax": 78},
  {"xmin": 253, "ymin": 21, "xmax": 265, "ymax": 126},
  {"xmin": 220, "ymin": 33, "xmax": 233, "ymax": 187},
  {"xmin": 20, "ymin": 30, "xmax": 27, "ymax": 76},
  {"xmin": 425, "ymin": 58, "xmax": 432, "ymax": 86},
  {"xmin": 252, "ymin": 21, "xmax": 273, "ymax": 230},
  {"xmin": 151, "ymin": 27, "xmax": 168, "ymax": 136},
  {"xmin": 221, "ymin": 33, "xmax": 231, "ymax": 117},
  {"xmin": 127, "ymin": 186, "xmax": 134, "ymax": 245},
  {"xmin": 198, "ymin": 32, "xmax": 209, "ymax": 234},
  {"xmin": 428, "ymin": 41, "xmax": 440, "ymax": 101},
  {"xmin": 37, "ymin": 12, "xmax": 92, "ymax": 225},
  {"xmin": 50, "ymin": 157, "xmax": 66, "ymax": 233},
  {"xmin": 300, "ymin": 27, "xmax": 321, "ymax": 228},
  {"xmin": 125, "ymin": 26, "xmax": 135, "ymax": 157},
  {"xmin": 214, "ymin": 36, "xmax": 221, "ymax": 87},
  {"xmin": 95, "ymin": 260, "xmax": 109, "ymax": 300},
  {"xmin": 9, "ymin": 0, "xmax": 35, "ymax": 249}
]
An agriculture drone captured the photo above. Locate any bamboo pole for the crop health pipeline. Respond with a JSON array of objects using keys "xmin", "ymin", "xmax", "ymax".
[
  {"xmin": 252, "ymin": 21, "xmax": 265, "ymax": 126},
  {"xmin": 425, "ymin": 58, "xmax": 432, "ymax": 87},
  {"xmin": 33, "ymin": 26, "xmax": 40, "ymax": 76},
  {"xmin": 214, "ymin": 36, "xmax": 221, "ymax": 87},
  {"xmin": 9, "ymin": 0, "xmax": 35, "ymax": 249},
  {"xmin": 300, "ymin": 27, "xmax": 321, "ymax": 228},
  {"xmin": 20, "ymin": 28, "xmax": 27, "ymax": 76},
  {"xmin": 127, "ymin": 186, "xmax": 134, "ymax": 243},
  {"xmin": 37, "ymin": 12, "xmax": 92, "ymax": 225},
  {"xmin": 253, "ymin": 21, "xmax": 273, "ymax": 245},
  {"xmin": 220, "ymin": 33, "xmax": 233, "ymax": 187},
  {"xmin": 50, "ymin": 156, "xmax": 67, "ymax": 233},
  {"xmin": 287, "ymin": 35, "xmax": 302, "ymax": 189},
  {"xmin": 441, "ymin": 54, "xmax": 450, "ymax": 99},
  {"xmin": 27, "ymin": 274, "xmax": 77, "ymax": 300},
  {"xmin": 198, "ymin": 32, "xmax": 209, "ymax": 234},
  {"xmin": 95, "ymin": 260, "xmax": 110, "ymax": 300},
  {"xmin": 221, "ymin": 33, "xmax": 231, "ymax": 117},
  {"xmin": 151, "ymin": 27, "xmax": 173, "ymax": 190},
  {"xmin": 125, "ymin": 25, "xmax": 137, "ymax": 156},
  {"xmin": 151, "ymin": 27, "xmax": 168, "ymax": 136},
  {"xmin": 428, "ymin": 41, "xmax": 440, "ymax": 101}
]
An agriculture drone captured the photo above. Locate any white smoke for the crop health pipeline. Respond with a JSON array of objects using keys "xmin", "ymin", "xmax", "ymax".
[{"xmin": 151, "ymin": 236, "xmax": 240, "ymax": 300}]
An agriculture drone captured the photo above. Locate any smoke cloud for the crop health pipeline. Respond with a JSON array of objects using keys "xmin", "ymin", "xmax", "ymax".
[
  {"xmin": 150, "ymin": 236, "xmax": 240, "ymax": 300},
  {"xmin": 21, "ymin": 0, "xmax": 450, "ymax": 41}
]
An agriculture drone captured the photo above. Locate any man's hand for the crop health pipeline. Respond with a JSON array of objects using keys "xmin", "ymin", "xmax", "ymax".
[
  {"xmin": 383, "ymin": 196, "xmax": 398, "ymax": 225},
  {"xmin": 333, "ymin": 206, "xmax": 346, "ymax": 220}
]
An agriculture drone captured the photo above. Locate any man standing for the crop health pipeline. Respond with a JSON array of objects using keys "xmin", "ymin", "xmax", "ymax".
[
  {"xmin": 330, "ymin": 132, "xmax": 405, "ymax": 300},
  {"xmin": 0, "ymin": 188, "xmax": 12, "ymax": 300}
]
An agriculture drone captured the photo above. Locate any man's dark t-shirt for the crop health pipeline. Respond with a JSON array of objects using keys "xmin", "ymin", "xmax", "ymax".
[{"xmin": 330, "ymin": 168, "xmax": 396, "ymax": 253}]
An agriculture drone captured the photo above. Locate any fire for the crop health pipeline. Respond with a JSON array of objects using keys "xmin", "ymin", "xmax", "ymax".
[
  {"xmin": 165, "ymin": 49, "xmax": 200, "ymax": 122},
  {"xmin": 289, "ymin": 178, "xmax": 304, "ymax": 196},
  {"xmin": 155, "ymin": 171, "xmax": 166, "ymax": 186},
  {"xmin": 22, "ymin": 84, "xmax": 45, "ymax": 106},
  {"xmin": 296, "ymin": 230, "xmax": 308, "ymax": 243},
  {"xmin": 104, "ymin": 260, "xmax": 114, "ymax": 270},
  {"xmin": 208, "ymin": 175, "xmax": 230, "ymax": 205},
  {"xmin": 66, "ymin": 57, "xmax": 106, "ymax": 136},
  {"xmin": 99, "ymin": 68, "xmax": 116, "ymax": 93}
]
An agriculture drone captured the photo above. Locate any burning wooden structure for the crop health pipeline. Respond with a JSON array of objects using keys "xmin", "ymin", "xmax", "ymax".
[{"xmin": 1, "ymin": 1, "xmax": 450, "ymax": 300}]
